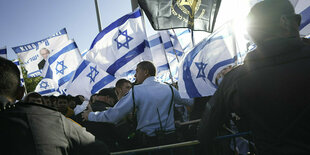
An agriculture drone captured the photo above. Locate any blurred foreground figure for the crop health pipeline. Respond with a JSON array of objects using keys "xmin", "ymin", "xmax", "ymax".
[
  {"xmin": 198, "ymin": 0, "xmax": 310, "ymax": 154},
  {"xmin": 0, "ymin": 57, "xmax": 109, "ymax": 155}
]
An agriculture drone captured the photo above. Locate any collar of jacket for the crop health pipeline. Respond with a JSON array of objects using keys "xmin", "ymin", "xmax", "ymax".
[
  {"xmin": 141, "ymin": 76, "xmax": 156, "ymax": 85},
  {"xmin": 245, "ymin": 37, "xmax": 304, "ymax": 62}
]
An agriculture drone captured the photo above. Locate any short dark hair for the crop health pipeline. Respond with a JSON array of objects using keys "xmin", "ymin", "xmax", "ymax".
[
  {"xmin": 24, "ymin": 92, "xmax": 43, "ymax": 103},
  {"xmin": 115, "ymin": 79, "xmax": 132, "ymax": 88},
  {"xmin": 247, "ymin": 0, "xmax": 298, "ymax": 34},
  {"xmin": 57, "ymin": 95, "xmax": 68, "ymax": 102},
  {"xmin": 137, "ymin": 61, "xmax": 156, "ymax": 76},
  {"xmin": 0, "ymin": 57, "xmax": 21, "ymax": 99},
  {"xmin": 98, "ymin": 88, "xmax": 117, "ymax": 101}
]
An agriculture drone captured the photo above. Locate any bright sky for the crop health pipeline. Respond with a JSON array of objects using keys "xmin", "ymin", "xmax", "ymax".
[
  {"xmin": 0, "ymin": 0, "xmax": 139, "ymax": 60},
  {"xmin": 0, "ymin": 0, "xmax": 256, "ymax": 61}
]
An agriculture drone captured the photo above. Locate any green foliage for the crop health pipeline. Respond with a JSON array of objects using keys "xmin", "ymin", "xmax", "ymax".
[{"xmin": 20, "ymin": 62, "xmax": 43, "ymax": 93}]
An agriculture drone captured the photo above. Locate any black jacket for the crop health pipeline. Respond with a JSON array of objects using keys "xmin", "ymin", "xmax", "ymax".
[
  {"xmin": 198, "ymin": 38, "xmax": 310, "ymax": 154},
  {"xmin": 0, "ymin": 98, "xmax": 109, "ymax": 155}
]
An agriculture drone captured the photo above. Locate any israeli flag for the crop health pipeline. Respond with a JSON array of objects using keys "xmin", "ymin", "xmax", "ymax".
[
  {"xmin": 66, "ymin": 60, "xmax": 116, "ymax": 100},
  {"xmin": 158, "ymin": 30, "xmax": 184, "ymax": 61},
  {"xmin": 80, "ymin": 49, "xmax": 89, "ymax": 59},
  {"xmin": 12, "ymin": 28, "xmax": 69, "ymax": 78},
  {"xmin": 86, "ymin": 8, "xmax": 151, "ymax": 77},
  {"xmin": 173, "ymin": 29, "xmax": 193, "ymax": 52},
  {"xmin": 42, "ymin": 39, "xmax": 82, "ymax": 94},
  {"xmin": 0, "ymin": 47, "xmax": 7, "ymax": 59},
  {"xmin": 12, "ymin": 59, "xmax": 25, "ymax": 87},
  {"xmin": 35, "ymin": 78, "xmax": 60, "ymax": 96},
  {"xmin": 290, "ymin": 0, "xmax": 310, "ymax": 36},
  {"xmin": 178, "ymin": 22, "xmax": 237, "ymax": 98}
]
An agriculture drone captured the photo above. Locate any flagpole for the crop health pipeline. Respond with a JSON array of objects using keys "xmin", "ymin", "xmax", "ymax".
[
  {"xmin": 163, "ymin": 50, "xmax": 175, "ymax": 84},
  {"xmin": 94, "ymin": 0, "xmax": 102, "ymax": 32},
  {"xmin": 191, "ymin": 29, "xmax": 195, "ymax": 47},
  {"xmin": 171, "ymin": 29, "xmax": 180, "ymax": 63}
]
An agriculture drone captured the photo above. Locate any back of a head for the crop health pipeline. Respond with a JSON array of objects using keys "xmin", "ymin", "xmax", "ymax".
[
  {"xmin": 0, "ymin": 57, "xmax": 21, "ymax": 101},
  {"xmin": 247, "ymin": 0, "xmax": 299, "ymax": 42},
  {"xmin": 137, "ymin": 61, "xmax": 156, "ymax": 76},
  {"xmin": 115, "ymin": 79, "xmax": 131, "ymax": 88},
  {"xmin": 99, "ymin": 88, "xmax": 117, "ymax": 101}
]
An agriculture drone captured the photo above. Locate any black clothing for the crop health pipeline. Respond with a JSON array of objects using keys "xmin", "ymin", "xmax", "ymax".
[
  {"xmin": 38, "ymin": 59, "xmax": 45, "ymax": 70},
  {"xmin": 0, "ymin": 99, "xmax": 109, "ymax": 155},
  {"xmin": 198, "ymin": 38, "xmax": 310, "ymax": 154}
]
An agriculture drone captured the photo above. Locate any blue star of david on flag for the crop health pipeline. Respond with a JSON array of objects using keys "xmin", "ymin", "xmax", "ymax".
[
  {"xmin": 87, "ymin": 65, "xmax": 99, "ymax": 83},
  {"xmin": 56, "ymin": 60, "xmax": 68, "ymax": 75},
  {"xmin": 114, "ymin": 29, "xmax": 133, "ymax": 49},
  {"xmin": 40, "ymin": 81, "xmax": 49, "ymax": 89},
  {"xmin": 195, "ymin": 62, "xmax": 207, "ymax": 79}
]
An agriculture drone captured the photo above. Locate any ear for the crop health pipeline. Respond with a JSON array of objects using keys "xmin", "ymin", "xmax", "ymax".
[
  {"xmin": 279, "ymin": 15, "xmax": 290, "ymax": 31},
  {"xmin": 16, "ymin": 86, "xmax": 25, "ymax": 101}
]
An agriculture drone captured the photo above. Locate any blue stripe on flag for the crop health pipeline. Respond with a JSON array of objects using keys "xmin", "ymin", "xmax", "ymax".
[
  {"xmin": 58, "ymin": 71, "xmax": 75, "ymax": 87},
  {"xmin": 207, "ymin": 57, "xmax": 235, "ymax": 84},
  {"xmin": 106, "ymin": 42, "xmax": 146, "ymax": 76},
  {"xmin": 157, "ymin": 63, "xmax": 170, "ymax": 73},
  {"xmin": 13, "ymin": 60, "xmax": 20, "ymax": 66},
  {"xmin": 164, "ymin": 41, "xmax": 173, "ymax": 49},
  {"xmin": 45, "ymin": 66, "xmax": 53, "ymax": 79},
  {"xmin": 300, "ymin": 6, "xmax": 310, "ymax": 30},
  {"xmin": 0, "ymin": 48, "xmax": 6, "ymax": 54},
  {"xmin": 48, "ymin": 42, "xmax": 78, "ymax": 65},
  {"xmin": 183, "ymin": 36, "xmax": 224, "ymax": 98},
  {"xmin": 91, "ymin": 75, "xmax": 116, "ymax": 94},
  {"xmin": 72, "ymin": 60, "xmax": 90, "ymax": 82},
  {"xmin": 168, "ymin": 49, "xmax": 183, "ymax": 56},
  {"xmin": 27, "ymin": 70, "xmax": 42, "ymax": 78},
  {"xmin": 177, "ymin": 29, "xmax": 190, "ymax": 36},
  {"xmin": 89, "ymin": 9, "xmax": 142, "ymax": 50},
  {"xmin": 38, "ymin": 89, "xmax": 56, "ymax": 95},
  {"xmin": 148, "ymin": 37, "xmax": 162, "ymax": 47}
]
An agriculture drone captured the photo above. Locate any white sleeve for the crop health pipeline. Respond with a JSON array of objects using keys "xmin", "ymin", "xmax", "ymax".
[{"xmin": 88, "ymin": 90, "xmax": 134, "ymax": 123}]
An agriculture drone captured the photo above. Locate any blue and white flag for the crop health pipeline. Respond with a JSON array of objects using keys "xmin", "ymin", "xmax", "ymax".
[
  {"xmin": 42, "ymin": 39, "xmax": 82, "ymax": 94},
  {"xmin": 80, "ymin": 49, "xmax": 89, "ymax": 59},
  {"xmin": 173, "ymin": 29, "xmax": 192, "ymax": 52},
  {"xmin": 290, "ymin": 0, "xmax": 310, "ymax": 36},
  {"xmin": 12, "ymin": 59, "xmax": 25, "ymax": 87},
  {"xmin": 86, "ymin": 8, "xmax": 151, "ymax": 77},
  {"xmin": 35, "ymin": 78, "xmax": 60, "ymax": 96},
  {"xmin": 12, "ymin": 28, "xmax": 69, "ymax": 78},
  {"xmin": 178, "ymin": 22, "xmax": 238, "ymax": 98},
  {"xmin": 66, "ymin": 60, "xmax": 116, "ymax": 100},
  {"xmin": 158, "ymin": 30, "xmax": 184, "ymax": 61},
  {"xmin": 147, "ymin": 33, "xmax": 171, "ymax": 83},
  {"xmin": 0, "ymin": 47, "xmax": 7, "ymax": 59}
]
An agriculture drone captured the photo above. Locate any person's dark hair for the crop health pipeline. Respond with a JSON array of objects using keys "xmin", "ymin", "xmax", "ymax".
[
  {"xmin": 73, "ymin": 96, "xmax": 83, "ymax": 105},
  {"xmin": 247, "ymin": 0, "xmax": 300, "ymax": 35},
  {"xmin": 90, "ymin": 94, "xmax": 98, "ymax": 103},
  {"xmin": 99, "ymin": 88, "xmax": 117, "ymax": 101},
  {"xmin": 115, "ymin": 79, "xmax": 132, "ymax": 88},
  {"xmin": 57, "ymin": 95, "xmax": 68, "ymax": 101},
  {"xmin": 137, "ymin": 61, "xmax": 156, "ymax": 76},
  {"xmin": 23, "ymin": 92, "xmax": 44, "ymax": 103},
  {"xmin": 0, "ymin": 57, "xmax": 21, "ymax": 99}
]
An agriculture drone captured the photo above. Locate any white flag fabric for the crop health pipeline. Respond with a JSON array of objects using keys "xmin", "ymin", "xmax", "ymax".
[
  {"xmin": 289, "ymin": 0, "xmax": 310, "ymax": 36},
  {"xmin": 147, "ymin": 33, "xmax": 170, "ymax": 83},
  {"xmin": 86, "ymin": 8, "xmax": 151, "ymax": 77},
  {"xmin": 0, "ymin": 47, "xmax": 7, "ymax": 59},
  {"xmin": 12, "ymin": 28, "xmax": 69, "ymax": 78},
  {"xmin": 35, "ymin": 78, "xmax": 60, "ymax": 96},
  {"xmin": 178, "ymin": 22, "xmax": 238, "ymax": 98},
  {"xmin": 80, "ymin": 49, "xmax": 89, "ymax": 59},
  {"xmin": 173, "ymin": 29, "xmax": 192, "ymax": 52},
  {"xmin": 42, "ymin": 39, "xmax": 82, "ymax": 94},
  {"xmin": 159, "ymin": 30, "xmax": 184, "ymax": 61},
  {"xmin": 66, "ymin": 60, "xmax": 116, "ymax": 100},
  {"xmin": 12, "ymin": 59, "xmax": 25, "ymax": 87}
]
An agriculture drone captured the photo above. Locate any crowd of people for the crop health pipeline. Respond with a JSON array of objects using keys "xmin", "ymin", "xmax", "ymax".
[{"xmin": 1, "ymin": 0, "xmax": 310, "ymax": 154}]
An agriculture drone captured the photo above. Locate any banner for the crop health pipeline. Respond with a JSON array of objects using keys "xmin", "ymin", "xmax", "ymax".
[
  {"xmin": 138, "ymin": 0, "xmax": 222, "ymax": 32},
  {"xmin": 41, "ymin": 39, "xmax": 82, "ymax": 94},
  {"xmin": 178, "ymin": 22, "xmax": 238, "ymax": 98},
  {"xmin": 290, "ymin": 0, "xmax": 310, "ymax": 36},
  {"xmin": 12, "ymin": 28, "xmax": 69, "ymax": 78},
  {"xmin": 66, "ymin": 60, "xmax": 116, "ymax": 100},
  {"xmin": 12, "ymin": 59, "xmax": 25, "ymax": 87},
  {"xmin": 0, "ymin": 47, "xmax": 7, "ymax": 59},
  {"xmin": 86, "ymin": 8, "xmax": 151, "ymax": 77}
]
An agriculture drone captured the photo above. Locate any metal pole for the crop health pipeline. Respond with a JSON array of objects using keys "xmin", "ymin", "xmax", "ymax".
[
  {"xmin": 131, "ymin": 0, "xmax": 139, "ymax": 11},
  {"xmin": 94, "ymin": 0, "xmax": 102, "ymax": 32}
]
